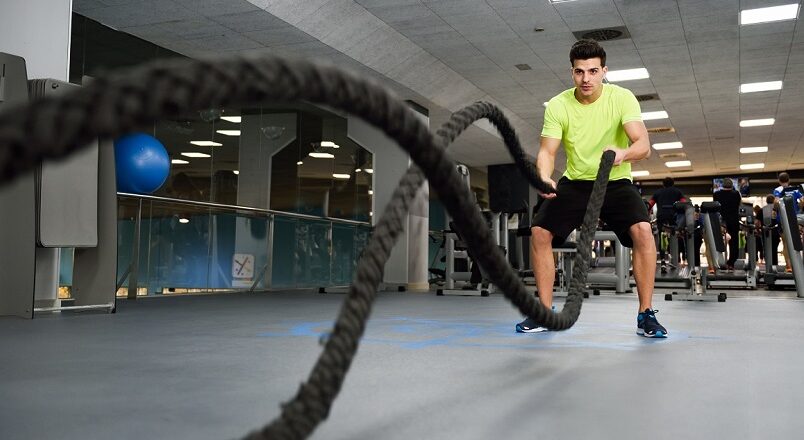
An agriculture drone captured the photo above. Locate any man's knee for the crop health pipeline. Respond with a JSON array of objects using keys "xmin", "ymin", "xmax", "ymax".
[
  {"xmin": 531, "ymin": 226, "xmax": 553, "ymax": 246},
  {"xmin": 629, "ymin": 222, "xmax": 654, "ymax": 247}
]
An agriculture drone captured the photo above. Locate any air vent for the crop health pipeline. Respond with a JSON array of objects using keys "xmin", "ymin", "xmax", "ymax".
[
  {"xmin": 515, "ymin": 64, "xmax": 532, "ymax": 71},
  {"xmin": 573, "ymin": 26, "xmax": 631, "ymax": 42},
  {"xmin": 713, "ymin": 136, "xmax": 735, "ymax": 141},
  {"xmin": 647, "ymin": 127, "xmax": 675, "ymax": 133},
  {"xmin": 659, "ymin": 152, "xmax": 687, "ymax": 159},
  {"xmin": 635, "ymin": 93, "xmax": 659, "ymax": 102}
]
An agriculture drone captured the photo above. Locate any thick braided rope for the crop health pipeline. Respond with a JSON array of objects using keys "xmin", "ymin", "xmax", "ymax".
[{"xmin": 0, "ymin": 55, "xmax": 613, "ymax": 439}]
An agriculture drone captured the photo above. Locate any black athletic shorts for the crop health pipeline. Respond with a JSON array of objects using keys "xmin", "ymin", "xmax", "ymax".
[{"xmin": 532, "ymin": 177, "xmax": 650, "ymax": 248}]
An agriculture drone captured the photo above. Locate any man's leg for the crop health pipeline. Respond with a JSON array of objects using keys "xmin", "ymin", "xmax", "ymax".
[
  {"xmin": 630, "ymin": 222, "xmax": 656, "ymax": 312},
  {"xmin": 772, "ymin": 232, "xmax": 780, "ymax": 267},
  {"xmin": 694, "ymin": 233, "xmax": 703, "ymax": 267},
  {"xmin": 727, "ymin": 223, "xmax": 739, "ymax": 267},
  {"xmin": 515, "ymin": 226, "xmax": 557, "ymax": 333},
  {"xmin": 530, "ymin": 226, "xmax": 555, "ymax": 308},
  {"xmin": 630, "ymin": 221, "xmax": 668, "ymax": 338}
]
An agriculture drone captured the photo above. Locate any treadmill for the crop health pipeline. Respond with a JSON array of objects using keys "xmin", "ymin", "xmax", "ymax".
[
  {"xmin": 661, "ymin": 201, "xmax": 724, "ymax": 301},
  {"xmin": 700, "ymin": 202, "xmax": 758, "ymax": 290},
  {"xmin": 764, "ymin": 196, "xmax": 804, "ymax": 296},
  {"xmin": 436, "ymin": 213, "xmax": 507, "ymax": 297}
]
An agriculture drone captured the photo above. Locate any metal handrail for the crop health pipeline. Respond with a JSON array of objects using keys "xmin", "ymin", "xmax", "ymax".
[
  {"xmin": 116, "ymin": 192, "xmax": 371, "ymax": 297},
  {"xmin": 117, "ymin": 192, "xmax": 371, "ymax": 226}
]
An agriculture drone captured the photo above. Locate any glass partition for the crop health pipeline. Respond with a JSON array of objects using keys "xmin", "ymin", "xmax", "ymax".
[
  {"xmin": 65, "ymin": 14, "xmax": 376, "ymax": 297},
  {"xmin": 113, "ymin": 195, "xmax": 371, "ymax": 295}
]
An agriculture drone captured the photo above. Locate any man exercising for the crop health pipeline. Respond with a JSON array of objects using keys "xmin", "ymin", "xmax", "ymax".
[
  {"xmin": 649, "ymin": 177, "xmax": 687, "ymax": 270},
  {"xmin": 516, "ymin": 39, "xmax": 667, "ymax": 338}
]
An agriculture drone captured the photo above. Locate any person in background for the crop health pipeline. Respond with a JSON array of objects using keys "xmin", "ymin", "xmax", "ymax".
[
  {"xmin": 649, "ymin": 177, "xmax": 686, "ymax": 269},
  {"xmin": 774, "ymin": 172, "xmax": 804, "ymax": 225},
  {"xmin": 774, "ymin": 173, "xmax": 804, "ymax": 272},
  {"xmin": 713, "ymin": 178, "xmax": 742, "ymax": 271},
  {"xmin": 761, "ymin": 194, "xmax": 780, "ymax": 269},
  {"xmin": 692, "ymin": 206, "xmax": 704, "ymax": 268},
  {"xmin": 753, "ymin": 205, "xmax": 764, "ymax": 264},
  {"xmin": 739, "ymin": 178, "xmax": 750, "ymax": 197}
]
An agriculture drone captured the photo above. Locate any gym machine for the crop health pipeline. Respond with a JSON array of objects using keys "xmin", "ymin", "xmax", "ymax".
[
  {"xmin": 585, "ymin": 230, "xmax": 631, "ymax": 295},
  {"xmin": 0, "ymin": 52, "xmax": 117, "ymax": 318},
  {"xmin": 700, "ymin": 202, "xmax": 757, "ymax": 290},
  {"xmin": 764, "ymin": 196, "xmax": 804, "ymax": 296},
  {"xmin": 435, "ymin": 165, "xmax": 507, "ymax": 297},
  {"xmin": 663, "ymin": 201, "xmax": 725, "ymax": 302}
]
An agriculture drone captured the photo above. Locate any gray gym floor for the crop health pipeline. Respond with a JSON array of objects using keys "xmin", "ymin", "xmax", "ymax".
[{"xmin": 1, "ymin": 289, "xmax": 802, "ymax": 440}]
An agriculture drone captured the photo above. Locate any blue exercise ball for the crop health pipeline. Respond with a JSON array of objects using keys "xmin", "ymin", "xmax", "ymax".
[{"xmin": 114, "ymin": 133, "xmax": 171, "ymax": 194}]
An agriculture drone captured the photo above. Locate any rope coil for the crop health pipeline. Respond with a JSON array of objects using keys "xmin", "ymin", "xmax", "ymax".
[{"xmin": 0, "ymin": 55, "xmax": 614, "ymax": 439}]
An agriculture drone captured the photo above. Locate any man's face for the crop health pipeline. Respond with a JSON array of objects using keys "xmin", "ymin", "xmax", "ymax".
[{"xmin": 572, "ymin": 58, "xmax": 607, "ymax": 98}]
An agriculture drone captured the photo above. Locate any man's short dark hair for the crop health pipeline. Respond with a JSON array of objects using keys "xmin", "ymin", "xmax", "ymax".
[
  {"xmin": 570, "ymin": 39, "xmax": 606, "ymax": 67},
  {"xmin": 722, "ymin": 178, "xmax": 733, "ymax": 189},
  {"xmin": 766, "ymin": 194, "xmax": 776, "ymax": 204},
  {"xmin": 779, "ymin": 172, "xmax": 790, "ymax": 184},
  {"xmin": 662, "ymin": 177, "xmax": 674, "ymax": 187}
]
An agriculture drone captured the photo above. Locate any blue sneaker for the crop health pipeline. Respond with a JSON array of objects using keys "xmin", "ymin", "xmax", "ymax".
[
  {"xmin": 516, "ymin": 306, "xmax": 556, "ymax": 333},
  {"xmin": 637, "ymin": 308, "xmax": 668, "ymax": 338}
]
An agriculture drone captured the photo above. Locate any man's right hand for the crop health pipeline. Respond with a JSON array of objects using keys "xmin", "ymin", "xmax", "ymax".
[{"xmin": 539, "ymin": 178, "xmax": 558, "ymax": 199}]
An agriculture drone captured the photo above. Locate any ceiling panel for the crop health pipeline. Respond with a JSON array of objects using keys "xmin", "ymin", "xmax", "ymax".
[{"xmin": 71, "ymin": 0, "xmax": 804, "ymax": 178}]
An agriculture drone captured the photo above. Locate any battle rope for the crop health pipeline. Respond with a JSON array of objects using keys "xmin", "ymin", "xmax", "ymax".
[{"xmin": 0, "ymin": 55, "xmax": 614, "ymax": 439}]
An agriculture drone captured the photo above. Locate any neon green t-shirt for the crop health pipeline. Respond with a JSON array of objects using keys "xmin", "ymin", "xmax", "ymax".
[{"xmin": 541, "ymin": 84, "xmax": 642, "ymax": 181}]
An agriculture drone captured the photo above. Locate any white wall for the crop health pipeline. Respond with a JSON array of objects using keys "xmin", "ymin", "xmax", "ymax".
[{"xmin": 0, "ymin": 0, "xmax": 73, "ymax": 80}]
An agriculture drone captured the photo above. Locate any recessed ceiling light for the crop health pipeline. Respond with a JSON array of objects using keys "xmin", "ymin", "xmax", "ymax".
[
  {"xmin": 740, "ymin": 163, "xmax": 765, "ymax": 170},
  {"xmin": 232, "ymin": 170, "xmax": 239, "ymax": 175},
  {"xmin": 320, "ymin": 141, "xmax": 339, "ymax": 148},
  {"xmin": 364, "ymin": 168, "xmax": 374, "ymax": 174},
  {"xmin": 355, "ymin": 168, "xmax": 362, "ymax": 172},
  {"xmin": 740, "ymin": 81, "xmax": 783, "ymax": 93},
  {"xmin": 309, "ymin": 152, "xmax": 334, "ymax": 158},
  {"xmin": 549, "ymin": 0, "xmax": 578, "ymax": 3},
  {"xmin": 296, "ymin": 161, "xmax": 303, "ymax": 165},
  {"xmin": 740, "ymin": 118, "xmax": 775, "ymax": 127},
  {"xmin": 333, "ymin": 173, "xmax": 351, "ymax": 179},
  {"xmin": 171, "ymin": 159, "xmax": 189, "ymax": 164},
  {"xmin": 740, "ymin": 4, "xmax": 800, "ymax": 25},
  {"xmin": 368, "ymin": 190, "xmax": 373, "ymax": 195},
  {"xmin": 653, "ymin": 141, "xmax": 683, "ymax": 150},
  {"xmin": 543, "ymin": 102, "xmax": 549, "ymax": 107},
  {"xmin": 179, "ymin": 218, "xmax": 190, "ymax": 224},
  {"xmin": 181, "ymin": 152, "xmax": 211, "ymax": 158},
  {"xmin": 642, "ymin": 111, "xmax": 668, "ymax": 121},
  {"xmin": 606, "ymin": 68, "xmax": 649, "ymax": 82},
  {"xmin": 216, "ymin": 130, "xmax": 240, "ymax": 136},
  {"xmin": 190, "ymin": 141, "xmax": 222, "ymax": 147},
  {"xmin": 740, "ymin": 146, "xmax": 768, "ymax": 154},
  {"xmin": 632, "ymin": 170, "xmax": 650, "ymax": 177},
  {"xmin": 220, "ymin": 116, "xmax": 241, "ymax": 123},
  {"xmin": 665, "ymin": 160, "xmax": 691, "ymax": 168}
]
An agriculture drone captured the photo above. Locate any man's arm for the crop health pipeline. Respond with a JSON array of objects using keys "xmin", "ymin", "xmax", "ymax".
[
  {"xmin": 605, "ymin": 120, "xmax": 651, "ymax": 165},
  {"xmin": 537, "ymin": 136, "xmax": 561, "ymax": 198}
]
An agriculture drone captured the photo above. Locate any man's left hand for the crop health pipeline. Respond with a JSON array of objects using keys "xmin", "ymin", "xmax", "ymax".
[{"xmin": 603, "ymin": 146, "xmax": 627, "ymax": 166}]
